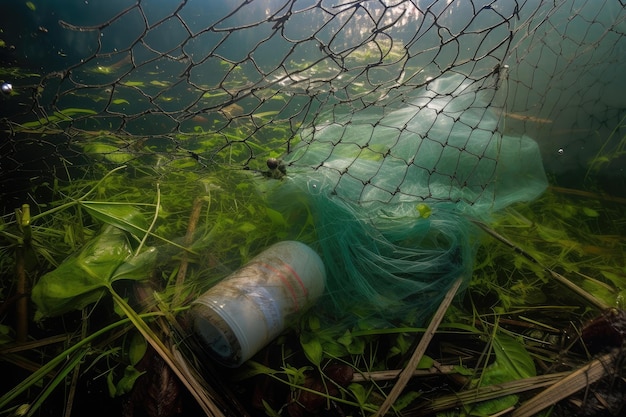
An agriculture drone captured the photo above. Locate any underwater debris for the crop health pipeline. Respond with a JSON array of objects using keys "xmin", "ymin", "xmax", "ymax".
[{"xmin": 579, "ymin": 308, "xmax": 626, "ymax": 354}]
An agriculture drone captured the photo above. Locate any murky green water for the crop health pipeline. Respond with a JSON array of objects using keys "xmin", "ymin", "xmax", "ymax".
[{"xmin": 1, "ymin": 1, "xmax": 625, "ymax": 416}]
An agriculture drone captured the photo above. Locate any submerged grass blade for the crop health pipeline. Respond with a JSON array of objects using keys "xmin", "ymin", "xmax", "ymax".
[
  {"xmin": 512, "ymin": 350, "xmax": 620, "ymax": 417},
  {"xmin": 471, "ymin": 220, "xmax": 609, "ymax": 310},
  {"xmin": 108, "ymin": 287, "xmax": 226, "ymax": 417},
  {"xmin": 0, "ymin": 312, "xmax": 164, "ymax": 410},
  {"xmin": 414, "ymin": 372, "xmax": 568, "ymax": 415},
  {"xmin": 374, "ymin": 277, "xmax": 464, "ymax": 417},
  {"xmin": 26, "ymin": 351, "xmax": 87, "ymax": 417}
]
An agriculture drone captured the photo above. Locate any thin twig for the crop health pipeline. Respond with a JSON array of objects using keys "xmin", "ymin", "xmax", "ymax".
[
  {"xmin": 64, "ymin": 309, "xmax": 89, "ymax": 417},
  {"xmin": 0, "ymin": 335, "xmax": 69, "ymax": 355},
  {"xmin": 414, "ymin": 372, "xmax": 569, "ymax": 415},
  {"xmin": 109, "ymin": 289, "xmax": 226, "ymax": 417},
  {"xmin": 15, "ymin": 248, "xmax": 28, "ymax": 343},
  {"xmin": 549, "ymin": 186, "xmax": 626, "ymax": 205},
  {"xmin": 136, "ymin": 183, "xmax": 161, "ymax": 257},
  {"xmin": 352, "ymin": 363, "xmax": 457, "ymax": 382},
  {"xmin": 174, "ymin": 197, "xmax": 204, "ymax": 305},
  {"xmin": 374, "ymin": 277, "xmax": 464, "ymax": 417},
  {"xmin": 512, "ymin": 350, "xmax": 620, "ymax": 417},
  {"xmin": 16, "ymin": 204, "xmax": 32, "ymax": 343}
]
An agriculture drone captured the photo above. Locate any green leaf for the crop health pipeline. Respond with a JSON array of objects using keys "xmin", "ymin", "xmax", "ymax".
[
  {"xmin": 128, "ymin": 333, "xmax": 147, "ymax": 366},
  {"xmin": 31, "ymin": 226, "xmax": 156, "ymax": 318},
  {"xmin": 468, "ymin": 394, "xmax": 518, "ymax": 416},
  {"xmin": 113, "ymin": 366, "xmax": 145, "ymax": 397},
  {"xmin": 265, "ymin": 207, "xmax": 287, "ymax": 227},
  {"xmin": 582, "ymin": 207, "xmax": 599, "ymax": 217},
  {"xmin": 81, "ymin": 202, "xmax": 148, "ymax": 239},
  {"xmin": 0, "ymin": 324, "xmax": 13, "ymax": 344},
  {"xmin": 300, "ymin": 332, "xmax": 323, "ymax": 366},
  {"xmin": 308, "ymin": 314, "xmax": 321, "ymax": 331},
  {"xmin": 395, "ymin": 391, "xmax": 421, "ymax": 412},
  {"xmin": 150, "ymin": 80, "xmax": 170, "ymax": 87},
  {"xmin": 19, "ymin": 108, "xmax": 97, "ymax": 128},
  {"xmin": 453, "ymin": 364, "xmax": 474, "ymax": 376},
  {"xmin": 416, "ymin": 355, "xmax": 434, "ymax": 370},
  {"xmin": 122, "ymin": 81, "xmax": 145, "ymax": 87},
  {"xmin": 470, "ymin": 333, "xmax": 536, "ymax": 416},
  {"xmin": 106, "ymin": 370, "xmax": 116, "ymax": 398},
  {"xmin": 261, "ymin": 399, "xmax": 281, "ymax": 417},
  {"xmin": 416, "ymin": 203, "xmax": 432, "ymax": 218},
  {"xmin": 490, "ymin": 333, "xmax": 536, "ymax": 382},
  {"xmin": 348, "ymin": 383, "xmax": 371, "ymax": 408},
  {"xmin": 231, "ymin": 361, "xmax": 277, "ymax": 381},
  {"xmin": 337, "ymin": 330, "xmax": 353, "ymax": 347},
  {"xmin": 83, "ymin": 142, "xmax": 135, "ymax": 163},
  {"xmin": 111, "ymin": 246, "xmax": 157, "ymax": 282},
  {"xmin": 237, "ymin": 222, "xmax": 256, "ymax": 233}
]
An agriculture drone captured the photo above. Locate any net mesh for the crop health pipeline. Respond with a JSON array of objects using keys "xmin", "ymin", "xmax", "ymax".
[{"xmin": 2, "ymin": 0, "xmax": 625, "ymax": 210}]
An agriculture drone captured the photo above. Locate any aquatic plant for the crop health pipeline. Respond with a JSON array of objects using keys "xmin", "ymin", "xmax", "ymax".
[{"xmin": 1, "ymin": 134, "xmax": 625, "ymax": 417}]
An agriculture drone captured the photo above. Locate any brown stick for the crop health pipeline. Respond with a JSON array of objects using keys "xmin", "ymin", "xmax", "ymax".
[
  {"xmin": 15, "ymin": 204, "xmax": 32, "ymax": 343},
  {"xmin": 0, "ymin": 334, "xmax": 69, "ymax": 355},
  {"xmin": 64, "ymin": 309, "xmax": 89, "ymax": 417},
  {"xmin": 549, "ymin": 186, "xmax": 626, "ymax": 205},
  {"xmin": 374, "ymin": 277, "xmax": 464, "ymax": 417},
  {"xmin": 174, "ymin": 197, "xmax": 204, "ymax": 305},
  {"xmin": 352, "ymin": 363, "xmax": 457, "ymax": 382},
  {"xmin": 512, "ymin": 350, "xmax": 619, "ymax": 417},
  {"xmin": 15, "ymin": 247, "xmax": 28, "ymax": 343},
  {"xmin": 415, "ymin": 372, "xmax": 570, "ymax": 416}
]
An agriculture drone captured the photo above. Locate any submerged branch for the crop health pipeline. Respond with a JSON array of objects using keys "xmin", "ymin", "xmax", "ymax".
[
  {"xmin": 413, "ymin": 372, "xmax": 569, "ymax": 415},
  {"xmin": 512, "ymin": 350, "xmax": 621, "ymax": 417}
]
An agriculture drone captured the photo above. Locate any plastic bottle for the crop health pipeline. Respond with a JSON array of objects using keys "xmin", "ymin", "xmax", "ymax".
[{"xmin": 188, "ymin": 241, "xmax": 326, "ymax": 367}]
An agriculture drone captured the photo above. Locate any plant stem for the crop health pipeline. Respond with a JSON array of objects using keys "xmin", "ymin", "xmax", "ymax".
[
  {"xmin": 28, "ymin": 165, "xmax": 128, "ymax": 223},
  {"xmin": 512, "ymin": 350, "xmax": 620, "ymax": 417},
  {"xmin": 374, "ymin": 277, "xmax": 464, "ymax": 417},
  {"xmin": 135, "ymin": 182, "xmax": 160, "ymax": 256},
  {"xmin": 415, "ymin": 372, "xmax": 569, "ymax": 415},
  {"xmin": 174, "ymin": 197, "xmax": 204, "ymax": 305},
  {"xmin": 27, "ymin": 351, "xmax": 87, "ymax": 417},
  {"xmin": 351, "ymin": 363, "xmax": 458, "ymax": 382},
  {"xmin": 471, "ymin": 220, "xmax": 609, "ymax": 311},
  {"xmin": 63, "ymin": 309, "xmax": 89, "ymax": 417},
  {"xmin": 15, "ymin": 246, "xmax": 28, "ymax": 343},
  {"xmin": 108, "ymin": 287, "xmax": 226, "ymax": 417},
  {"xmin": 0, "ymin": 312, "xmax": 164, "ymax": 410},
  {"xmin": 15, "ymin": 204, "xmax": 32, "ymax": 343}
]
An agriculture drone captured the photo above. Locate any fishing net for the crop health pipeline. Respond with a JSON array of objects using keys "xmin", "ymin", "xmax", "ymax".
[{"xmin": 2, "ymin": 1, "xmax": 625, "ymax": 323}]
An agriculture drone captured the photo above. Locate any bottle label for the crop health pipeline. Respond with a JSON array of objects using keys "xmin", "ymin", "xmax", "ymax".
[{"xmin": 242, "ymin": 285, "xmax": 283, "ymax": 336}]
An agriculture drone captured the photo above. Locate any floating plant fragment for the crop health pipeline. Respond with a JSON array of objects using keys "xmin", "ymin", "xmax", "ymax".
[{"xmin": 31, "ymin": 226, "xmax": 157, "ymax": 318}]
